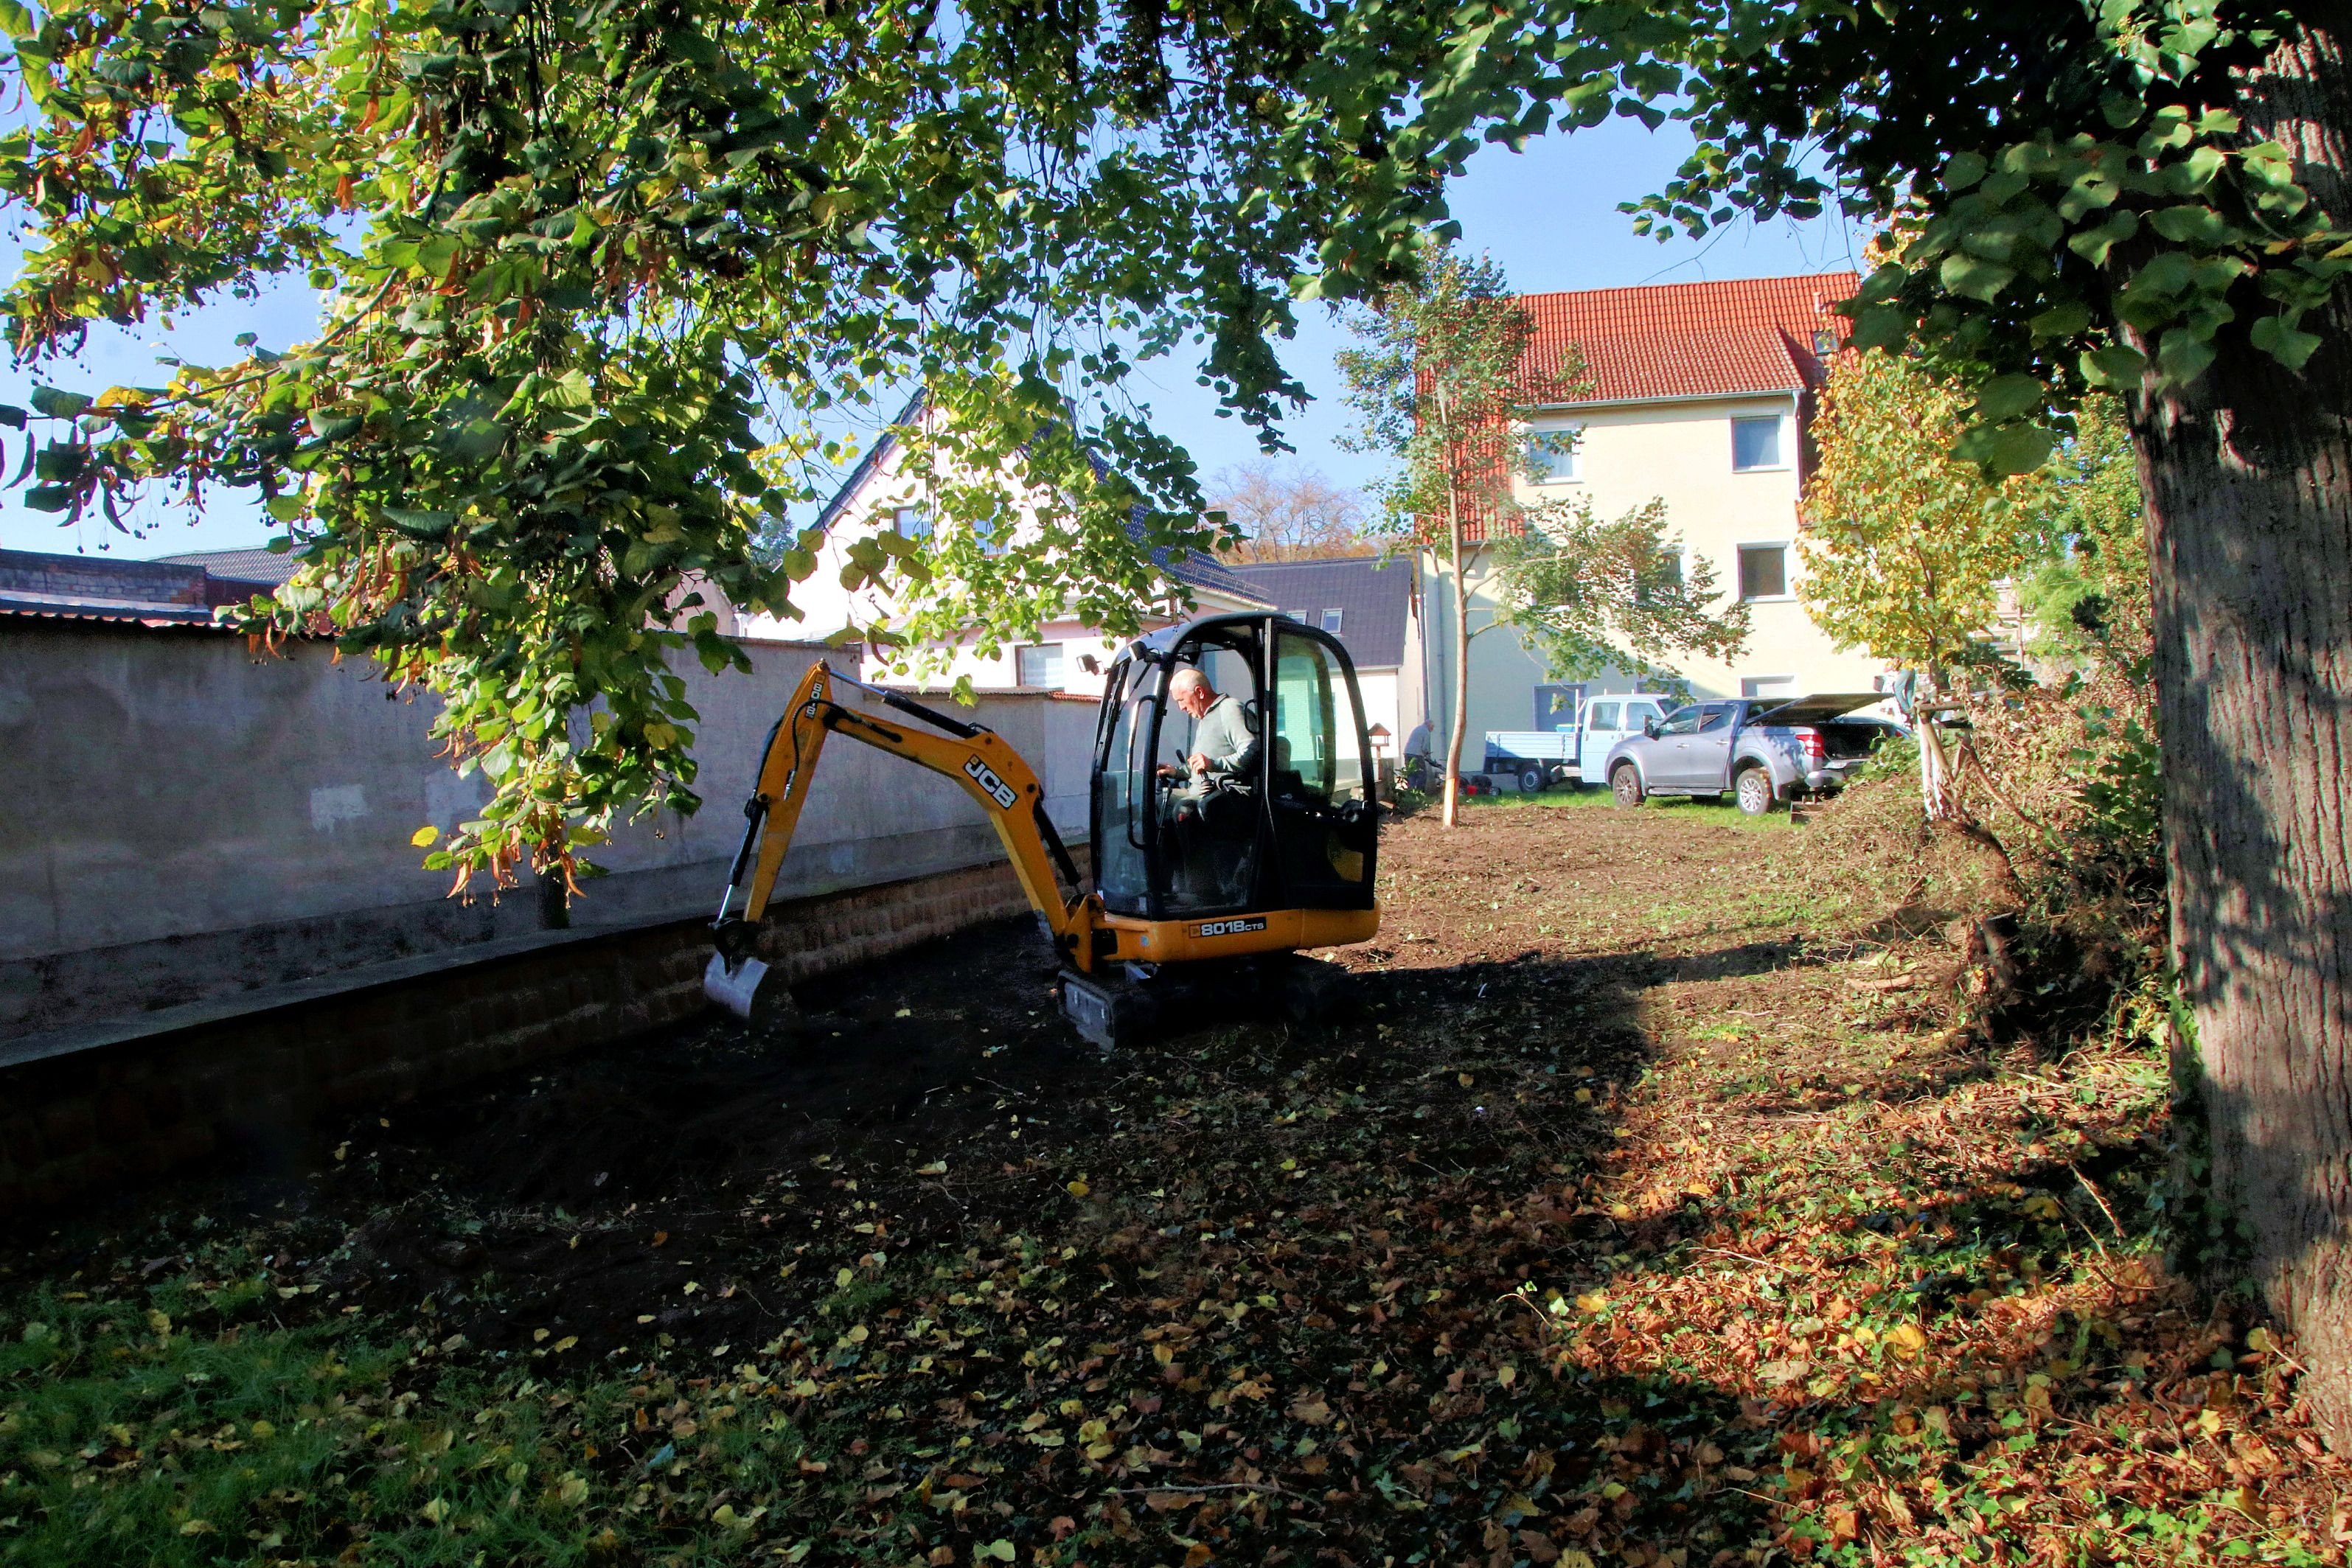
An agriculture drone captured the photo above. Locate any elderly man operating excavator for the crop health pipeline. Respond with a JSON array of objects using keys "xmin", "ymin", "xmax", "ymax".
[
  {"xmin": 1161, "ymin": 667, "xmax": 1258, "ymax": 785},
  {"xmin": 1155, "ymin": 665, "xmax": 1261, "ymax": 899}
]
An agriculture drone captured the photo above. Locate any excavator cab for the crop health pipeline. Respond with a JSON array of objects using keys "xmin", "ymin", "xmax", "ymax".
[
  {"xmin": 703, "ymin": 612, "xmax": 1380, "ymax": 1049},
  {"xmin": 1093, "ymin": 614, "xmax": 1378, "ymax": 925}
]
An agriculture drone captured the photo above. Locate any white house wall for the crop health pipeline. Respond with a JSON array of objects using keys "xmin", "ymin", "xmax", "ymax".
[
  {"xmin": 1351, "ymin": 666, "xmax": 1402, "ymax": 762},
  {"xmin": 1523, "ymin": 394, "xmax": 1881, "ymax": 697},
  {"xmin": 735, "ymin": 424, "xmax": 1257, "ymax": 695},
  {"xmin": 1417, "ymin": 554, "xmax": 1552, "ymax": 750}
]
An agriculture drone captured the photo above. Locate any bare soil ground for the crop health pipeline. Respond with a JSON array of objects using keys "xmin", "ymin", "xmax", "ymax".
[{"xmin": 1, "ymin": 787, "xmax": 2342, "ymax": 1568}]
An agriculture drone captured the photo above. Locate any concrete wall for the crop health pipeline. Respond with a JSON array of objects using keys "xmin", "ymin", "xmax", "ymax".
[
  {"xmin": 0, "ymin": 621, "xmax": 1093, "ymax": 1054},
  {"xmin": 0, "ymin": 547, "xmax": 209, "ymax": 607}
]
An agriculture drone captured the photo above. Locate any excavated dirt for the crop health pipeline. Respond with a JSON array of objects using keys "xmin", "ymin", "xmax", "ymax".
[{"xmin": 14, "ymin": 796, "xmax": 1794, "ymax": 1361}]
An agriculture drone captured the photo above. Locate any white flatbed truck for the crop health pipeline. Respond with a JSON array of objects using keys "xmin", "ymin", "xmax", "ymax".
[{"xmin": 1479, "ymin": 694, "xmax": 1669, "ymax": 792}]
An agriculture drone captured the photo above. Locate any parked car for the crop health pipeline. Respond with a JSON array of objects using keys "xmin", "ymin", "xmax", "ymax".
[
  {"xmin": 1600, "ymin": 694, "xmax": 1904, "ymax": 815},
  {"xmin": 1481, "ymin": 694, "xmax": 1671, "ymax": 792}
]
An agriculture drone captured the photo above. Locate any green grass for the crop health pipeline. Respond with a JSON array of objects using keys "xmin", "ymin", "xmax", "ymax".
[
  {"xmin": 1460, "ymin": 783, "xmax": 1795, "ymax": 829},
  {"xmin": 0, "ymin": 1265, "xmax": 804, "ymax": 1568}
]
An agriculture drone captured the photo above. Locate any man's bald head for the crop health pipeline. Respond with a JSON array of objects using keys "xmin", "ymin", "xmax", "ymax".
[{"xmin": 1170, "ymin": 666, "xmax": 1216, "ymax": 718}]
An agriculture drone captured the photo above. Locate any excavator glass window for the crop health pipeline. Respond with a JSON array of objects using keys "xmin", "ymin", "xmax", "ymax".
[
  {"xmin": 1093, "ymin": 658, "xmax": 1158, "ymax": 916},
  {"xmin": 1155, "ymin": 636, "xmax": 1264, "ymax": 915},
  {"xmin": 1270, "ymin": 627, "xmax": 1377, "ymax": 905},
  {"xmin": 1091, "ymin": 615, "xmax": 1376, "ymax": 921}
]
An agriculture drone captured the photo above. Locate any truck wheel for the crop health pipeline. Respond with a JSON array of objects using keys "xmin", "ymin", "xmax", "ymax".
[
  {"xmin": 1610, "ymin": 764, "xmax": 1645, "ymax": 808},
  {"xmin": 1735, "ymin": 766, "xmax": 1777, "ymax": 816},
  {"xmin": 1519, "ymin": 765, "xmax": 1545, "ymax": 794}
]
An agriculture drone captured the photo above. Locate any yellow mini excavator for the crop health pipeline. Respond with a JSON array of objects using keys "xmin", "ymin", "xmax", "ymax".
[{"xmin": 703, "ymin": 611, "xmax": 1381, "ymax": 1048}]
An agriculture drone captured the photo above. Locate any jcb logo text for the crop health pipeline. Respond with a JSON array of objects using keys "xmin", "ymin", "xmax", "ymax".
[{"xmin": 964, "ymin": 756, "xmax": 1017, "ymax": 811}]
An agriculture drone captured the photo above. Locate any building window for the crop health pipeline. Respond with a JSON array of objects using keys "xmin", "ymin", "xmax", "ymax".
[
  {"xmin": 1737, "ymin": 543, "xmax": 1790, "ymax": 601},
  {"xmin": 1531, "ymin": 425, "xmax": 1581, "ymax": 483},
  {"xmin": 1016, "ymin": 643, "xmax": 1065, "ymax": 689},
  {"xmin": 1732, "ymin": 416, "xmax": 1784, "ymax": 472},
  {"xmin": 1320, "ymin": 607, "xmax": 1343, "ymax": 634},
  {"xmin": 1740, "ymin": 675, "xmax": 1797, "ymax": 698},
  {"xmin": 891, "ymin": 505, "xmax": 932, "ymax": 542},
  {"xmin": 1635, "ymin": 548, "xmax": 1684, "ymax": 605}
]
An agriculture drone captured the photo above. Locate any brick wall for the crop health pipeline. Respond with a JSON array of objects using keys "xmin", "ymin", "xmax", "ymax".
[{"xmin": 0, "ymin": 854, "xmax": 1063, "ymax": 1216}]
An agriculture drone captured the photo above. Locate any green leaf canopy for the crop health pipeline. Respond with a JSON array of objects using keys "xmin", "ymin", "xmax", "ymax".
[{"xmin": 0, "ymin": 0, "xmax": 1440, "ymax": 879}]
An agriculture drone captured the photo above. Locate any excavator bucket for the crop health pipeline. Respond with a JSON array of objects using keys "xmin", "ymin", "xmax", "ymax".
[{"xmin": 703, "ymin": 952, "xmax": 802, "ymax": 1034}]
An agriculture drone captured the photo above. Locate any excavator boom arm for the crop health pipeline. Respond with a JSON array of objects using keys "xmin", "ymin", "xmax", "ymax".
[{"xmin": 714, "ymin": 661, "xmax": 1088, "ymax": 948}]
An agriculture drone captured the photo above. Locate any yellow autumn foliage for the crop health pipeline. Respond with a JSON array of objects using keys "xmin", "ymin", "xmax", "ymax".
[{"xmin": 1800, "ymin": 352, "xmax": 2036, "ymax": 680}]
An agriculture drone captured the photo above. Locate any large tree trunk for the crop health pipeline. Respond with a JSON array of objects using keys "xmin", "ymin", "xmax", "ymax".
[{"xmin": 2138, "ymin": 22, "xmax": 2352, "ymax": 1440}]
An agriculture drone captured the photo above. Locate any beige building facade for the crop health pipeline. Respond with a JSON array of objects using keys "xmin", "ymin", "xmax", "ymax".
[{"xmin": 1414, "ymin": 272, "xmax": 1889, "ymax": 763}]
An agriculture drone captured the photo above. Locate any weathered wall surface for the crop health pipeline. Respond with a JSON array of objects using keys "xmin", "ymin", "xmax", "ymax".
[
  {"xmin": 0, "ymin": 547, "xmax": 214, "ymax": 609},
  {"xmin": 0, "ymin": 621, "xmax": 1094, "ymax": 1052}
]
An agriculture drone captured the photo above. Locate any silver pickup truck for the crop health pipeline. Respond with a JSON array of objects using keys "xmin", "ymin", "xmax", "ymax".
[{"xmin": 1599, "ymin": 694, "xmax": 1904, "ymax": 815}]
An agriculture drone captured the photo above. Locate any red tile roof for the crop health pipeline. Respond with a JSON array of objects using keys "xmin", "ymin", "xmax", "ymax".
[{"xmin": 1518, "ymin": 272, "xmax": 1859, "ymax": 406}]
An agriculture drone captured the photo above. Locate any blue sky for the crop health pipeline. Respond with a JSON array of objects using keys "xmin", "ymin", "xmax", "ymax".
[{"xmin": 0, "ymin": 114, "xmax": 1867, "ymax": 561}]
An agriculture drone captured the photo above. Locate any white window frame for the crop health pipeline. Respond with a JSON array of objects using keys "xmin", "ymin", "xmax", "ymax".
[
  {"xmin": 1015, "ymin": 642, "xmax": 1065, "ymax": 689},
  {"xmin": 1320, "ymin": 607, "xmax": 1344, "ymax": 633},
  {"xmin": 1739, "ymin": 675, "xmax": 1798, "ymax": 698},
  {"xmin": 1736, "ymin": 540, "xmax": 1795, "ymax": 603},
  {"xmin": 891, "ymin": 504, "xmax": 933, "ymax": 542},
  {"xmin": 1529, "ymin": 422, "xmax": 1583, "ymax": 484},
  {"xmin": 1730, "ymin": 414, "xmax": 1789, "ymax": 473}
]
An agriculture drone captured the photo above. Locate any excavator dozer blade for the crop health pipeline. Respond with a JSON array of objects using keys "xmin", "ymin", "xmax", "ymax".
[
  {"xmin": 703, "ymin": 952, "xmax": 802, "ymax": 1034},
  {"xmin": 1057, "ymin": 968, "xmax": 1165, "ymax": 1051}
]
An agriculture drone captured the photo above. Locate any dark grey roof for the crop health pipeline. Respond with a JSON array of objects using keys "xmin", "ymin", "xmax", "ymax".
[
  {"xmin": 155, "ymin": 547, "xmax": 300, "ymax": 585},
  {"xmin": 1136, "ymin": 523, "xmax": 1264, "ymax": 605},
  {"xmin": 812, "ymin": 388, "xmax": 929, "ymax": 537},
  {"xmin": 1228, "ymin": 555, "xmax": 1411, "ymax": 669},
  {"xmin": 809, "ymin": 394, "xmax": 1267, "ymax": 608}
]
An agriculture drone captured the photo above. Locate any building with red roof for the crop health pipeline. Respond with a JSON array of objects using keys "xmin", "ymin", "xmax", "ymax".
[
  {"xmin": 1416, "ymin": 271, "xmax": 1893, "ymax": 772},
  {"xmin": 1517, "ymin": 271, "xmax": 1855, "ymax": 415}
]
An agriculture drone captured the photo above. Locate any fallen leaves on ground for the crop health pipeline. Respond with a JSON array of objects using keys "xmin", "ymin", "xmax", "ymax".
[{"xmin": 0, "ymin": 790, "xmax": 2341, "ymax": 1567}]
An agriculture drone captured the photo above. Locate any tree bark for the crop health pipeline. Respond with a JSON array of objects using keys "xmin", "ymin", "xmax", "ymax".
[
  {"xmin": 2138, "ymin": 22, "xmax": 2352, "ymax": 1440},
  {"xmin": 1441, "ymin": 498, "xmax": 1474, "ymax": 828}
]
